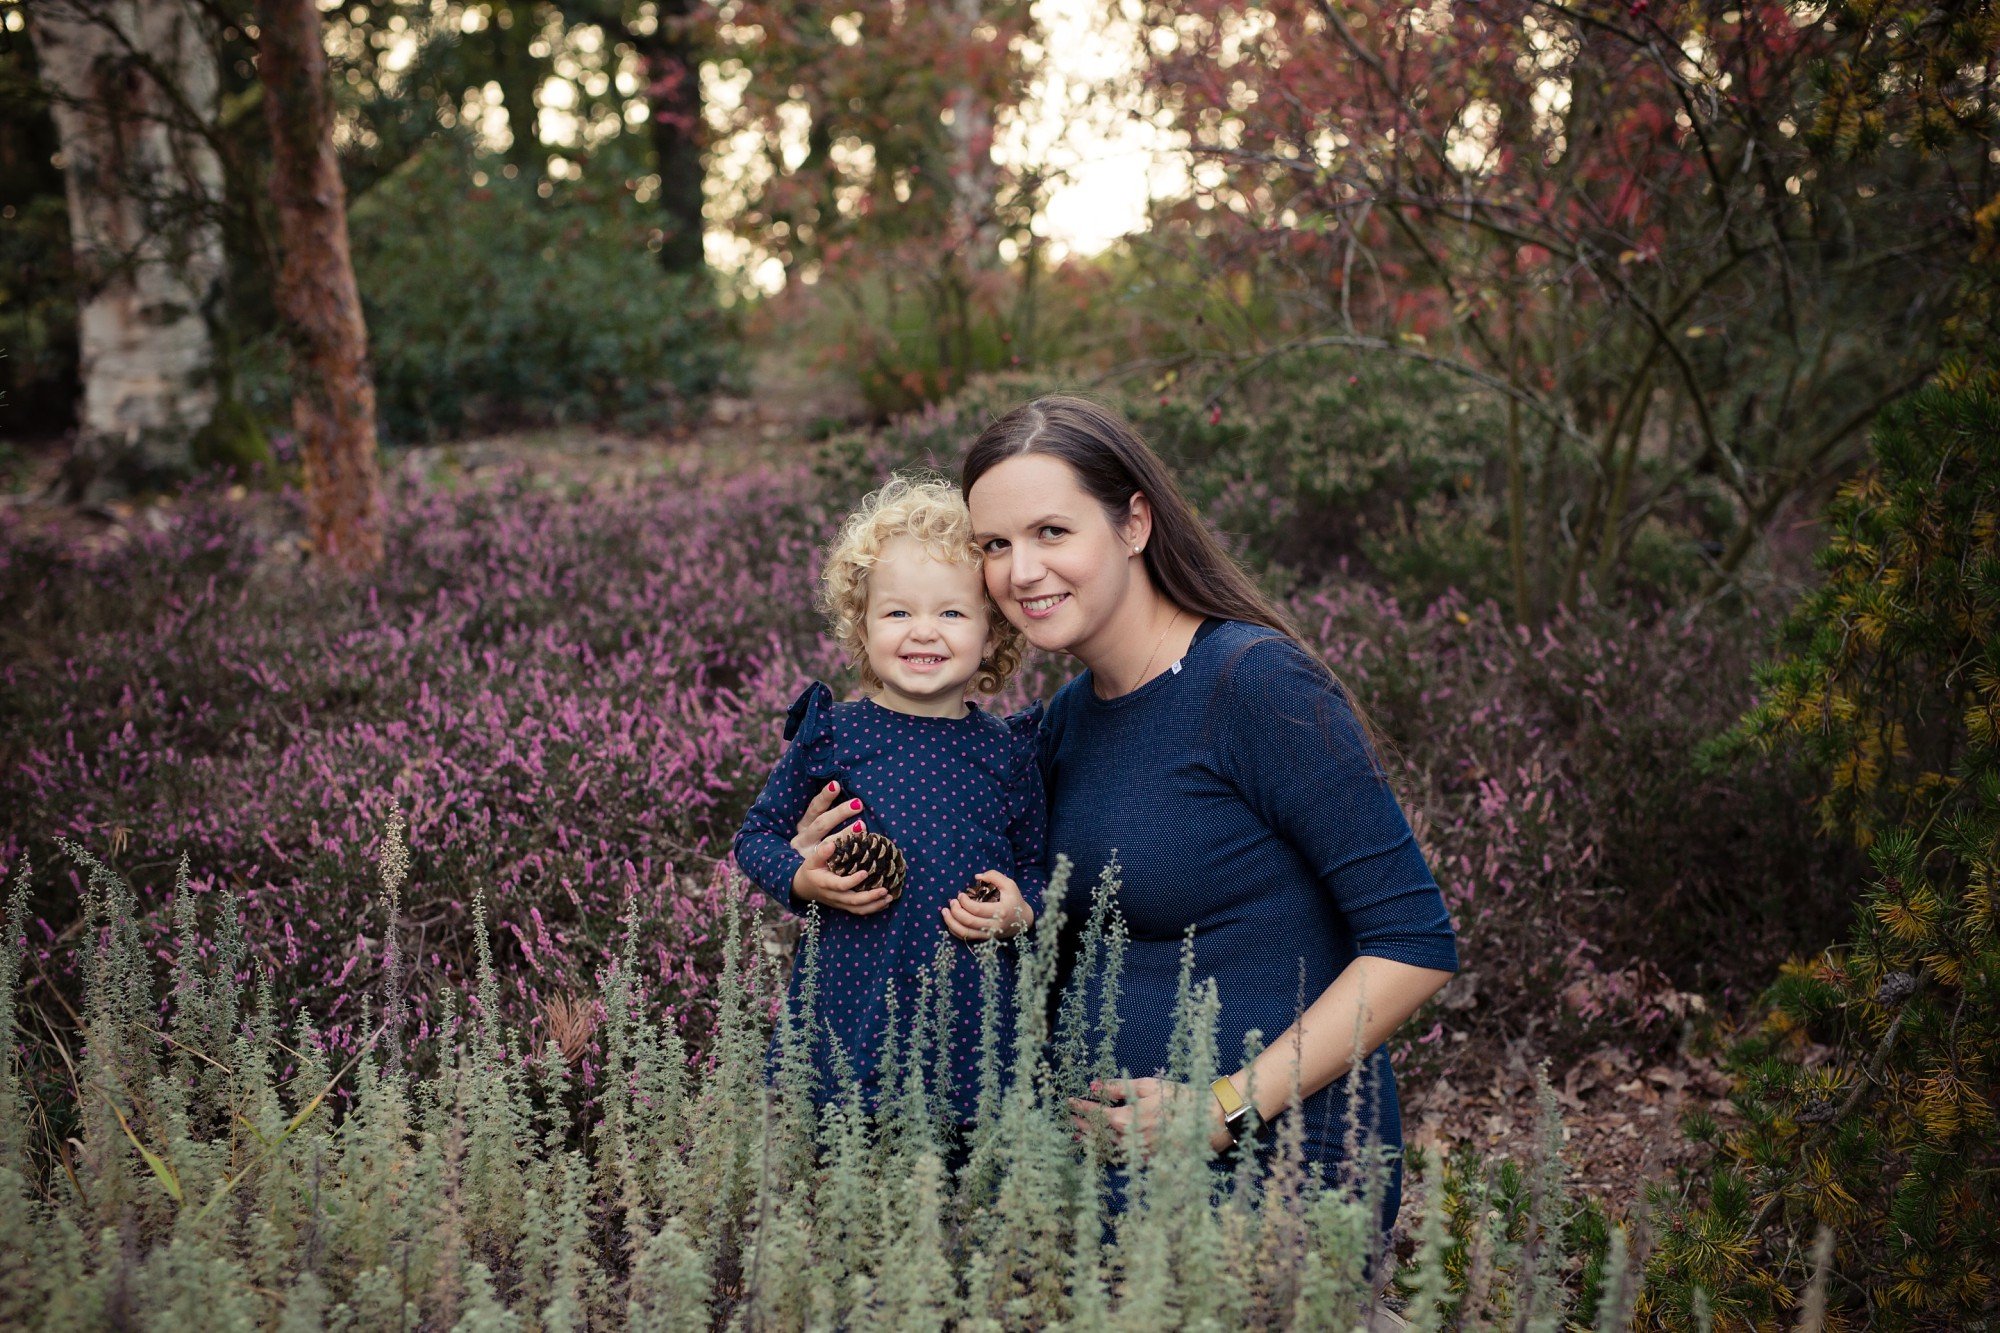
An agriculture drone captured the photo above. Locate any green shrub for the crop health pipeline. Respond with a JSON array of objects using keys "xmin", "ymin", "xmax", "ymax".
[
  {"xmin": 810, "ymin": 254, "xmax": 1030, "ymax": 420},
  {"xmin": 1645, "ymin": 364, "xmax": 2000, "ymax": 1328},
  {"xmin": 815, "ymin": 355, "xmax": 1715, "ymax": 611},
  {"xmin": 1400, "ymin": 1091, "xmax": 1625, "ymax": 1330},
  {"xmin": 189, "ymin": 391, "xmax": 272, "ymax": 477},
  {"xmin": 0, "ymin": 832, "xmax": 1638, "ymax": 1328},
  {"xmin": 757, "ymin": 237, "xmax": 1137, "ymax": 422},
  {"xmin": 240, "ymin": 143, "xmax": 734, "ymax": 443}
]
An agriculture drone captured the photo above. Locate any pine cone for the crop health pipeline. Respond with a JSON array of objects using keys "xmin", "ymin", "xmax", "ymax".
[
  {"xmin": 1875, "ymin": 971, "xmax": 1917, "ymax": 1006},
  {"xmin": 967, "ymin": 880, "xmax": 1000, "ymax": 903},
  {"xmin": 827, "ymin": 831, "xmax": 908, "ymax": 902}
]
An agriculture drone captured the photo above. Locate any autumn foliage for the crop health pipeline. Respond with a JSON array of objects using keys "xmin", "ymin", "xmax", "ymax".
[{"xmin": 1138, "ymin": 0, "xmax": 1992, "ymax": 616}]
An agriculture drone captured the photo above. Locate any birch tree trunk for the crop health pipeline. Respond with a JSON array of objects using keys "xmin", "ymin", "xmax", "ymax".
[
  {"xmin": 28, "ymin": 0, "xmax": 224, "ymax": 494},
  {"xmin": 944, "ymin": 0, "xmax": 998, "ymax": 263},
  {"xmin": 256, "ymin": 0, "xmax": 385, "ymax": 575}
]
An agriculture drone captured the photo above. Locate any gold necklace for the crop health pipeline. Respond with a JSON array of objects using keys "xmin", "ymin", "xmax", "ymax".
[{"xmin": 1133, "ymin": 608, "xmax": 1183, "ymax": 693}]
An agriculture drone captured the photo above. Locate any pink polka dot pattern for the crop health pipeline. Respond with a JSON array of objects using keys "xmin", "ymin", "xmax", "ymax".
[{"xmin": 733, "ymin": 681, "xmax": 1047, "ymax": 1120}]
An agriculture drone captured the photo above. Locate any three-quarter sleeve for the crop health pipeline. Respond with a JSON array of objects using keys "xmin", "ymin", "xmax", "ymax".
[
  {"xmin": 1004, "ymin": 703, "xmax": 1050, "ymax": 915},
  {"xmin": 731, "ymin": 682, "xmax": 835, "ymax": 915},
  {"xmin": 1214, "ymin": 638, "xmax": 1459, "ymax": 973}
]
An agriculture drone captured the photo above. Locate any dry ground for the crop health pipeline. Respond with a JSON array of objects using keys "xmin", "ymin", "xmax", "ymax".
[{"xmin": 1401, "ymin": 1033, "xmax": 1731, "ymax": 1226}]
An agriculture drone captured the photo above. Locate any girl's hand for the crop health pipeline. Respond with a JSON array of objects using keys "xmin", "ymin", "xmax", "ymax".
[
  {"xmin": 791, "ymin": 826, "xmax": 892, "ymax": 915},
  {"xmin": 1067, "ymin": 1078, "xmax": 1235, "ymax": 1157},
  {"xmin": 941, "ymin": 871, "xmax": 1033, "ymax": 942},
  {"xmin": 792, "ymin": 781, "xmax": 866, "ymax": 855}
]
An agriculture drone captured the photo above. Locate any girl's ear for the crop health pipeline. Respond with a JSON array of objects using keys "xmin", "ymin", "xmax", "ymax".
[{"xmin": 1123, "ymin": 492, "xmax": 1154, "ymax": 556}]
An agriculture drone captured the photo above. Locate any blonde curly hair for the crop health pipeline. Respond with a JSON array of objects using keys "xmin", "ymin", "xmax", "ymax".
[{"xmin": 819, "ymin": 475, "xmax": 1024, "ymax": 696}]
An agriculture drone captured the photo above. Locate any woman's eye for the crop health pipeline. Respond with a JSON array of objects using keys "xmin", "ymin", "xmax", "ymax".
[
  {"xmin": 1039, "ymin": 525, "xmax": 1067, "ymax": 541},
  {"xmin": 981, "ymin": 538, "xmax": 1009, "ymax": 555}
]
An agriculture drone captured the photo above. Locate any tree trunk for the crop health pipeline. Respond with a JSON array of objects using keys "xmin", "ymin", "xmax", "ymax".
[
  {"xmin": 640, "ymin": 0, "xmax": 705, "ymax": 274},
  {"xmin": 28, "ymin": 0, "xmax": 225, "ymax": 496},
  {"xmin": 491, "ymin": 0, "xmax": 544, "ymax": 177},
  {"xmin": 944, "ymin": 0, "xmax": 998, "ymax": 263},
  {"xmin": 256, "ymin": 0, "xmax": 384, "ymax": 575}
]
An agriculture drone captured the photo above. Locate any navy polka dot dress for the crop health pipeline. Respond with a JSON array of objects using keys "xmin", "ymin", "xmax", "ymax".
[{"xmin": 733, "ymin": 681, "xmax": 1048, "ymax": 1122}]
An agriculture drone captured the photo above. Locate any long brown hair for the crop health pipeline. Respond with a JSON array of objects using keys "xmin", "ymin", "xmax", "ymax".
[{"xmin": 960, "ymin": 394, "xmax": 1392, "ymax": 766}]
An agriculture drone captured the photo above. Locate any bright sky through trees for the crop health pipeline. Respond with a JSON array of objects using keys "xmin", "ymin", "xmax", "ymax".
[
  {"xmin": 415, "ymin": 0, "xmax": 1173, "ymax": 291},
  {"xmin": 992, "ymin": 0, "xmax": 1186, "ymax": 260},
  {"xmin": 698, "ymin": 0, "xmax": 1180, "ymax": 290}
]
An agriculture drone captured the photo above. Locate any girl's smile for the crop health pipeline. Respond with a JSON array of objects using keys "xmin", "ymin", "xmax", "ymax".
[{"xmin": 863, "ymin": 536, "xmax": 996, "ymax": 716}]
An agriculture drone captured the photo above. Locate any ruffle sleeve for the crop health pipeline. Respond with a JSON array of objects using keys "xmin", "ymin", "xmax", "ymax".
[
  {"xmin": 784, "ymin": 680, "xmax": 837, "ymax": 754},
  {"xmin": 731, "ymin": 681, "xmax": 838, "ymax": 915}
]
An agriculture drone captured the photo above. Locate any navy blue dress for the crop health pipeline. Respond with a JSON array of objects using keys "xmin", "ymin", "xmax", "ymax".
[
  {"xmin": 733, "ymin": 682, "xmax": 1048, "ymax": 1121},
  {"xmin": 1039, "ymin": 619, "xmax": 1458, "ymax": 1219}
]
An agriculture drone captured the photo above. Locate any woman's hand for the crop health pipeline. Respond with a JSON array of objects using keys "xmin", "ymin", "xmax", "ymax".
[
  {"xmin": 941, "ymin": 871, "xmax": 1034, "ymax": 942},
  {"xmin": 791, "ymin": 827, "xmax": 892, "ymax": 915},
  {"xmin": 1067, "ymin": 1077, "xmax": 1235, "ymax": 1157},
  {"xmin": 793, "ymin": 780, "xmax": 866, "ymax": 854}
]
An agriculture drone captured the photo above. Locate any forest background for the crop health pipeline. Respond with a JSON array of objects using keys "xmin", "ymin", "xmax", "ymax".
[{"xmin": 1, "ymin": 0, "xmax": 1998, "ymax": 1327}]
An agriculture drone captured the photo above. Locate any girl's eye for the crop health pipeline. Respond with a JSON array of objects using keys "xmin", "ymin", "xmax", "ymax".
[
  {"xmin": 942, "ymin": 610, "xmax": 965, "ymax": 619},
  {"xmin": 885, "ymin": 610, "xmax": 908, "ymax": 619}
]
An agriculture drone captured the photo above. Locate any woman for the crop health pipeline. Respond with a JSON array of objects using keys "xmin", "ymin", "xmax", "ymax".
[{"xmin": 798, "ymin": 395, "xmax": 1457, "ymax": 1232}]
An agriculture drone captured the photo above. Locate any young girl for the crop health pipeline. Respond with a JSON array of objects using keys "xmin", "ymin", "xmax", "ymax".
[{"xmin": 732, "ymin": 476, "xmax": 1046, "ymax": 1122}]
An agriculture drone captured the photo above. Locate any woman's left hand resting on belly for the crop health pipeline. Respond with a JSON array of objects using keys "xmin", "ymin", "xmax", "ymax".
[
  {"xmin": 941, "ymin": 871, "xmax": 1034, "ymax": 942},
  {"xmin": 1071, "ymin": 954, "xmax": 1454, "ymax": 1155}
]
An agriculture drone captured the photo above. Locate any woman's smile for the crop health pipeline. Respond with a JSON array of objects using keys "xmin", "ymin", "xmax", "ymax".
[
  {"xmin": 967, "ymin": 453, "xmax": 1152, "ymax": 663},
  {"xmin": 1018, "ymin": 592, "xmax": 1070, "ymax": 619}
]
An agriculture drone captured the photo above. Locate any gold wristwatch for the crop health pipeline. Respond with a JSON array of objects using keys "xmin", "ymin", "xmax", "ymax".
[{"xmin": 1211, "ymin": 1076, "xmax": 1251, "ymax": 1145}]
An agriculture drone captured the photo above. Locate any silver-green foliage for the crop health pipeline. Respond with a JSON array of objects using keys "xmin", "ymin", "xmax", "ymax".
[{"xmin": 0, "ymin": 834, "xmax": 1634, "ymax": 1329}]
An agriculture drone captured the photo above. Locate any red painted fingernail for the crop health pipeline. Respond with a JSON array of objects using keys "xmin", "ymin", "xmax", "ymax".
[
  {"xmin": 850, "ymin": 799, "xmax": 862, "ymax": 810},
  {"xmin": 850, "ymin": 821, "xmax": 863, "ymax": 832},
  {"xmin": 826, "ymin": 782, "xmax": 837, "ymax": 792}
]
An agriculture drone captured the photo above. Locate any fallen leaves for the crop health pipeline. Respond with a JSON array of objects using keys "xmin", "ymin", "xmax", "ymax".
[{"xmin": 1406, "ymin": 1038, "xmax": 1738, "ymax": 1215}]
